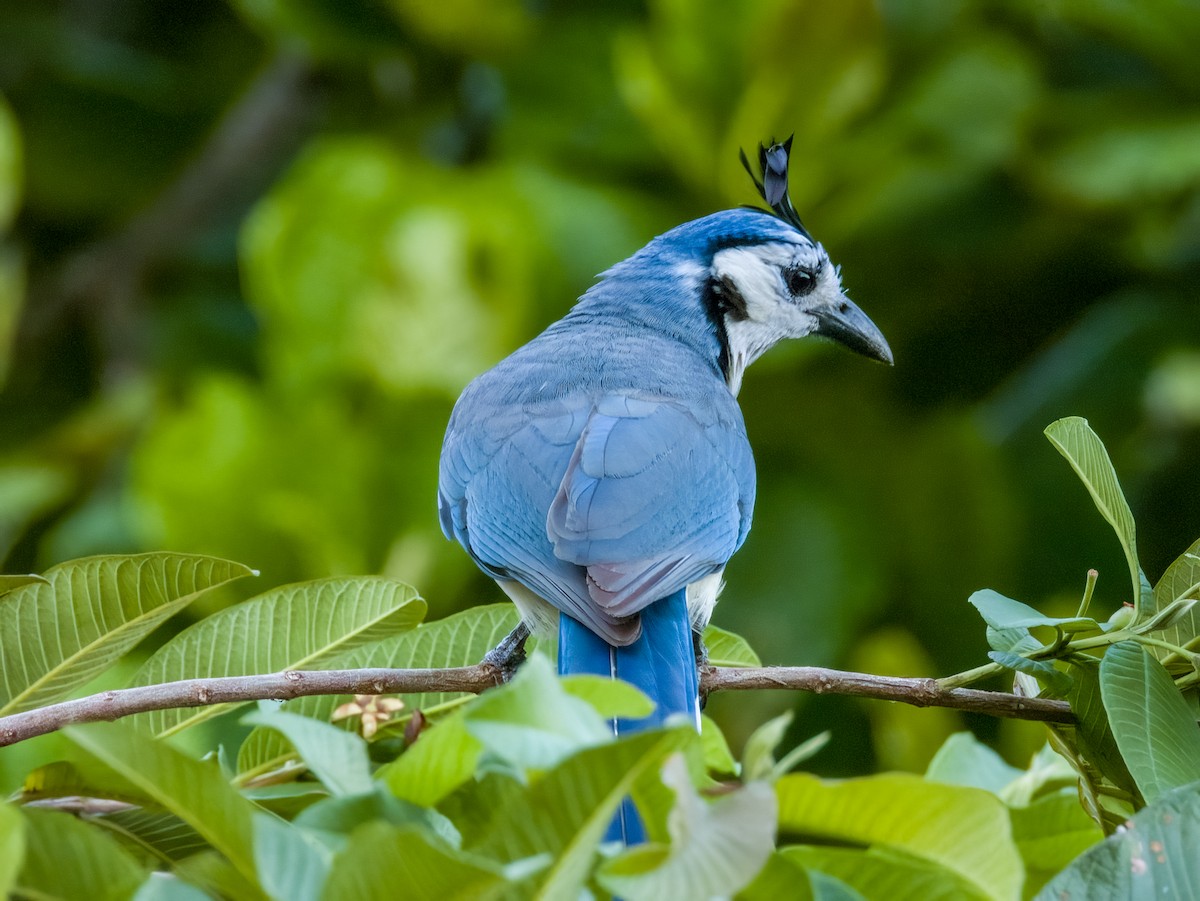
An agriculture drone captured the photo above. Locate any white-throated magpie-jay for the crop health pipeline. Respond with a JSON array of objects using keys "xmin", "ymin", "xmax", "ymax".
[{"xmin": 438, "ymin": 139, "xmax": 891, "ymax": 840}]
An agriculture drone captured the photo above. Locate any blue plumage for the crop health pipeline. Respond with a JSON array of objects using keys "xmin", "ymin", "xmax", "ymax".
[{"xmin": 439, "ymin": 143, "xmax": 891, "ymax": 844}]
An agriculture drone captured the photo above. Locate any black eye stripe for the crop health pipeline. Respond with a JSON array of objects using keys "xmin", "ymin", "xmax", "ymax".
[{"xmin": 784, "ymin": 266, "xmax": 817, "ymax": 297}]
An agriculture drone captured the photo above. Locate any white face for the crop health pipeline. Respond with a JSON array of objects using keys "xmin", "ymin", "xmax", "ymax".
[{"xmin": 710, "ymin": 241, "xmax": 843, "ymax": 394}]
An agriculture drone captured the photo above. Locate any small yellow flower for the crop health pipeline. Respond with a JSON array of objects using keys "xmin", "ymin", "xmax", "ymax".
[{"xmin": 332, "ymin": 694, "xmax": 404, "ymax": 738}]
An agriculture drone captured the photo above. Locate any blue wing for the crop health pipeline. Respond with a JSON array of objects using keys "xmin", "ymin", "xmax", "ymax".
[{"xmin": 439, "ymin": 375, "xmax": 755, "ymax": 645}]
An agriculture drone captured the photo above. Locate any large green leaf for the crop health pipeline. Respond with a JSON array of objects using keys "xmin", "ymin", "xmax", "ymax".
[
  {"xmin": 65, "ymin": 722, "xmax": 260, "ymax": 885},
  {"xmin": 1152, "ymin": 537, "xmax": 1200, "ymax": 660},
  {"xmin": 130, "ymin": 576, "xmax": 425, "ymax": 737},
  {"xmin": 0, "ymin": 553, "xmax": 254, "ymax": 716},
  {"xmin": 598, "ymin": 755, "xmax": 775, "ymax": 900},
  {"xmin": 476, "ymin": 728, "xmax": 694, "ymax": 900},
  {"xmin": 14, "ymin": 807, "xmax": 146, "ymax": 901},
  {"xmin": 1100, "ymin": 641, "xmax": 1200, "ymax": 803},
  {"xmin": 1044, "ymin": 417, "xmax": 1142, "ymax": 614},
  {"xmin": 237, "ymin": 603, "xmax": 511, "ymax": 779},
  {"xmin": 775, "ymin": 773, "xmax": 1023, "ymax": 901},
  {"xmin": 1036, "ymin": 782, "xmax": 1200, "ymax": 900},
  {"xmin": 0, "ymin": 802, "xmax": 23, "ymax": 898},
  {"xmin": 320, "ymin": 822, "xmax": 511, "ymax": 901}
]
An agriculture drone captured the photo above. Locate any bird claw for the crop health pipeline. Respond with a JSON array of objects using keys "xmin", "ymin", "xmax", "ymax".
[
  {"xmin": 692, "ymin": 629, "xmax": 709, "ymax": 668},
  {"xmin": 482, "ymin": 622, "xmax": 531, "ymax": 682}
]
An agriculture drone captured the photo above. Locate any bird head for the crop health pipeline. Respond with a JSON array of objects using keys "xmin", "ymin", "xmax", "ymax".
[{"xmin": 617, "ymin": 138, "xmax": 892, "ymax": 394}]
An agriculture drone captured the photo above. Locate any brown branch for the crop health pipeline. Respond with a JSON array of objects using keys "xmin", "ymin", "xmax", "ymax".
[
  {"xmin": 701, "ymin": 666, "xmax": 1073, "ymax": 723},
  {"xmin": 0, "ymin": 662, "xmax": 1073, "ymax": 748}
]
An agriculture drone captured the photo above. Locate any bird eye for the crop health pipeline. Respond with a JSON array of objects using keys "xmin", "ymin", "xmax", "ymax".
[{"xmin": 785, "ymin": 267, "xmax": 816, "ymax": 297}]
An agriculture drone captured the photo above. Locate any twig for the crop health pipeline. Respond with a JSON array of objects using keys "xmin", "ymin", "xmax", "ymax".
[
  {"xmin": 702, "ymin": 666, "xmax": 1073, "ymax": 723},
  {"xmin": 0, "ymin": 662, "xmax": 1073, "ymax": 747}
]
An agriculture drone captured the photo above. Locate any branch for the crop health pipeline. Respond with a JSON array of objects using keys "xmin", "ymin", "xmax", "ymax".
[
  {"xmin": 701, "ymin": 666, "xmax": 1073, "ymax": 723},
  {"xmin": 0, "ymin": 662, "xmax": 1072, "ymax": 747}
]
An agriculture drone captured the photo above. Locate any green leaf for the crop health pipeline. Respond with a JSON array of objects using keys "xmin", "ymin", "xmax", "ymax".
[
  {"xmin": 560, "ymin": 674, "xmax": 654, "ymax": 720},
  {"xmin": 741, "ymin": 711, "xmax": 829, "ymax": 782},
  {"xmin": 775, "ymin": 773, "xmax": 1023, "ymax": 901},
  {"xmin": 380, "ymin": 708, "xmax": 482, "ymax": 806},
  {"xmin": 780, "ymin": 846, "xmax": 989, "ymax": 901},
  {"xmin": 173, "ymin": 850, "xmax": 266, "ymax": 901},
  {"xmin": 598, "ymin": 754, "xmax": 776, "ymax": 900},
  {"xmin": 253, "ymin": 813, "xmax": 332, "ymax": 901},
  {"xmin": 294, "ymin": 787, "xmax": 459, "ymax": 848},
  {"xmin": 1036, "ymin": 782, "xmax": 1200, "ymax": 900},
  {"xmin": 738, "ymin": 852, "xmax": 871, "ymax": 900},
  {"xmin": 237, "ymin": 604, "xmax": 511, "ymax": 779},
  {"xmin": 15, "ymin": 807, "xmax": 146, "ymax": 901},
  {"xmin": 1044, "ymin": 417, "xmax": 1142, "ymax": 614},
  {"xmin": 702, "ymin": 624, "xmax": 762, "ymax": 667},
  {"xmin": 925, "ymin": 732, "xmax": 1022, "ymax": 795},
  {"xmin": 476, "ymin": 728, "xmax": 693, "ymax": 899},
  {"xmin": 1010, "ymin": 787, "xmax": 1102, "ymax": 893},
  {"xmin": 968, "ymin": 588, "xmax": 1100, "ymax": 634},
  {"xmin": 92, "ymin": 808, "xmax": 208, "ymax": 866},
  {"xmin": 131, "ymin": 576, "xmax": 425, "ymax": 737},
  {"xmin": 0, "ymin": 553, "xmax": 254, "ymax": 716},
  {"xmin": 700, "ymin": 714, "xmax": 739, "ymax": 776},
  {"xmin": 65, "ymin": 722, "xmax": 260, "ymax": 885},
  {"xmin": 0, "ymin": 573, "xmax": 46, "ymax": 596},
  {"xmin": 985, "ymin": 625, "xmax": 1040, "ymax": 655},
  {"xmin": 1155, "ymin": 538, "xmax": 1200, "ymax": 609},
  {"xmin": 1064, "ymin": 657, "xmax": 1141, "ymax": 799},
  {"xmin": 741, "ymin": 711, "xmax": 794, "ymax": 782},
  {"xmin": 132, "ymin": 873, "xmax": 215, "ymax": 901},
  {"xmin": 463, "ymin": 654, "xmax": 612, "ymax": 770},
  {"xmin": 1152, "ymin": 538, "xmax": 1200, "ymax": 660},
  {"xmin": 1100, "ymin": 641, "xmax": 1200, "ymax": 802},
  {"xmin": 999, "ymin": 744, "xmax": 1080, "ymax": 807},
  {"xmin": 242, "ymin": 706, "xmax": 373, "ymax": 797},
  {"xmin": 986, "ymin": 650, "xmax": 1072, "ymax": 695},
  {"xmin": 320, "ymin": 823, "xmax": 511, "ymax": 901},
  {"xmin": 0, "ymin": 802, "xmax": 24, "ymax": 898}
]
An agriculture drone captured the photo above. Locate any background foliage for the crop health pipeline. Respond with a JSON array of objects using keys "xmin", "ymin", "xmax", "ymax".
[{"xmin": 1, "ymin": 0, "xmax": 1199, "ymax": 788}]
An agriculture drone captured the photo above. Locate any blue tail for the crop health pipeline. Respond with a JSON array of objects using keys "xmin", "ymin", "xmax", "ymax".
[{"xmin": 557, "ymin": 588, "xmax": 699, "ymax": 844}]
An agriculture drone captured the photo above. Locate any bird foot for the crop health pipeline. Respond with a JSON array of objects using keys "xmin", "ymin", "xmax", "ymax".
[
  {"xmin": 692, "ymin": 629, "xmax": 709, "ymax": 668},
  {"xmin": 693, "ymin": 629, "xmax": 710, "ymax": 710},
  {"xmin": 481, "ymin": 622, "xmax": 531, "ymax": 682}
]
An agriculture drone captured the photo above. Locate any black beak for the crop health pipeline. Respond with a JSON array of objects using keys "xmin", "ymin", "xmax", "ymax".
[{"xmin": 813, "ymin": 297, "xmax": 893, "ymax": 365}]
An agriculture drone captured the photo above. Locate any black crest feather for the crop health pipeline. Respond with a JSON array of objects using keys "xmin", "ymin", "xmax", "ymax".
[{"xmin": 739, "ymin": 135, "xmax": 812, "ymax": 240}]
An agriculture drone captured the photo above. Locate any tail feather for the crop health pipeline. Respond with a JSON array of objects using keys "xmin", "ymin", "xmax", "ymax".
[{"xmin": 557, "ymin": 587, "xmax": 699, "ymax": 844}]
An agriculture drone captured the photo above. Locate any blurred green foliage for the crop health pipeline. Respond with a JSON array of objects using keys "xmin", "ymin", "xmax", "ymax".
[{"xmin": 1, "ymin": 0, "xmax": 1198, "ymax": 769}]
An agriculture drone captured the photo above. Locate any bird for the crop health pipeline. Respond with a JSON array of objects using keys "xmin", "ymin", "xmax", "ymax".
[{"xmin": 438, "ymin": 138, "xmax": 891, "ymax": 841}]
